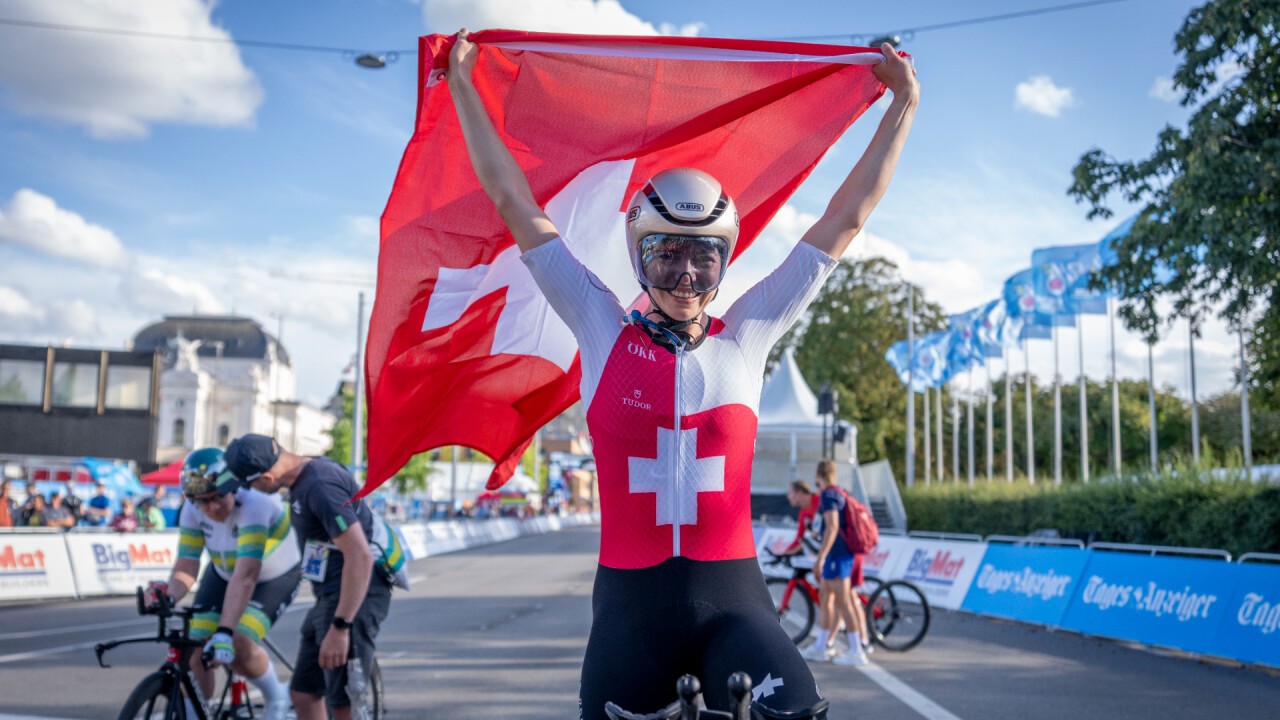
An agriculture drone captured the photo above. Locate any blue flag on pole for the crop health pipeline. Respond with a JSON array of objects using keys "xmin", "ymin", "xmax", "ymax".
[
  {"xmin": 1032, "ymin": 243, "xmax": 1109, "ymax": 316},
  {"xmin": 974, "ymin": 299, "xmax": 1014, "ymax": 358},
  {"xmin": 919, "ymin": 331, "xmax": 952, "ymax": 387},
  {"xmin": 946, "ymin": 308, "xmax": 985, "ymax": 377},
  {"xmin": 1003, "ymin": 268, "xmax": 1067, "ymax": 338}
]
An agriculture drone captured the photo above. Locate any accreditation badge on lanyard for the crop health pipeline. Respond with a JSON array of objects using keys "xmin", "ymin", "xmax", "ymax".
[{"xmin": 302, "ymin": 539, "xmax": 337, "ymax": 582}]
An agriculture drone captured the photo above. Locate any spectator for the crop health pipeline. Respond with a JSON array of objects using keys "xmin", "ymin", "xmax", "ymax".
[
  {"xmin": 84, "ymin": 482, "xmax": 112, "ymax": 526},
  {"xmin": 110, "ymin": 498, "xmax": 139, "ymax": 532},
  {"xmin": 61, "ymin": 481, "xmax": 84, "ymax": 525},
  {"xmin": 42, "ymin": 492, "xmax": 77, "ymax": 529},
  {"xmin": 137, "ymin": 497, "xmax": 167, "ymax": 531},
  {"xmin": 22, "ymin": 493, "xmax": 47, "ymax": 527},
  {"xmin": 226, "ymin": 433, "xmax": 402, "ymax": 720},
  {"xmin": 0, "ymin": 480, "xmax": 16, "ymax": 528}
]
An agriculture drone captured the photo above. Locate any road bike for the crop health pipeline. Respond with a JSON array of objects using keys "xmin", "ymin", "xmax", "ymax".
[
  {"xmin": 605, "ymin": 671, "xmax": 829, "ymax": 720},
  {"xmin": 762, "ymin": 548, "xmax": 931, "ymax": 652},
  {"xmin": 96, "ymin": 588, "xmax": 384, "ymax": 719}
]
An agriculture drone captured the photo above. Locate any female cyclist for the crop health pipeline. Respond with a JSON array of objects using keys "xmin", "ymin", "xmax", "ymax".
[{"xmin": 446, "ymin": 29, "xmax": 918, "ymax": 718}]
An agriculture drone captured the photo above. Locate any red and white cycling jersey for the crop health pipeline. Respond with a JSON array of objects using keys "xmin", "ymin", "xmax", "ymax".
[{"xmin": 524, "ymin": 238, "xmax": 836, "ymax": 569}]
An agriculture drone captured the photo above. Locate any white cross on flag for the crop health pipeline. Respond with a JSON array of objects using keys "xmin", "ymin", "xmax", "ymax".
[{"xmin": 362, "ymin": 30, "xmax": 894, "ymax": 493}]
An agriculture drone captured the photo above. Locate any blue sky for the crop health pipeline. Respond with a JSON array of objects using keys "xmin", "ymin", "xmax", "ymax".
[{"xmin": 0, "ymin": 0, "xmax": 1237, "ymax": 409}]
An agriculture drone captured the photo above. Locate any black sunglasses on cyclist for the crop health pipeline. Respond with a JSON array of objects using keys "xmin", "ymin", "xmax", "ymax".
[
  {"xmin": 636, "ymin": 234, "xmax": 729, "ymax": 293},
  {"xmin": 190, "ymin": 493, "xmax": 222, "ymax": 506}
]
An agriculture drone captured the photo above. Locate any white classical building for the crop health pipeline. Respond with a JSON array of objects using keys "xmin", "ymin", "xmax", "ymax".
[{"xmin": 131, "ymin": 316, "xmax": 334, "ymax": 464}]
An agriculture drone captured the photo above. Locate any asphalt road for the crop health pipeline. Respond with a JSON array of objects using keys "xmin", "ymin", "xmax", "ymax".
[{"xmin": 1, "ymin": 525, "xmax": 1276, "ymax": 719}]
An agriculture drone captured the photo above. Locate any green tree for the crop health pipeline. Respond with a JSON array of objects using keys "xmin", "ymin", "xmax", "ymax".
[
  {"xmin": 1068, "ymin": 0, "xmax": 1279, "ymax": 409},
  {"xmin": 771, "ymin": 257, "xmax": 947, "ymax": 479},
  {"xmin": 326, "ymin": 384, "xmax": 436, "ymax": 496}
]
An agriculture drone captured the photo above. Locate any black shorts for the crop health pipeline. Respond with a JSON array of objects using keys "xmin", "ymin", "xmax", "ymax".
[
  {"xmin": 191, "ymin": 565, "xmax": 302, "ymax": 642},
  {"xmin": 291, "ymin": 579, "xmax": 392, "ymax": 709},
  {"xmin": 580, "ymin": 557, "xmax": 823, "ymax": 719}
]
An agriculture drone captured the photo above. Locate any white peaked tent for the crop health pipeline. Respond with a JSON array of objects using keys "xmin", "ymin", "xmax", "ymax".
[{"xmin": 752, "ymin": 349, "xmax": 861, "ymax": 497}]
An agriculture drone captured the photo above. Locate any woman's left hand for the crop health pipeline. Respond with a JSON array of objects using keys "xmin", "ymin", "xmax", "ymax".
[{"xmin": 872, "ymin": 43, "xmax": 919, "ymax": 100}]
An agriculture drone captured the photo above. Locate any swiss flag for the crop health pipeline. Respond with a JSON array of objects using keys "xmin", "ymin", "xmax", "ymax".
[{"xmin": 364, "ymin": 30, "xmax": 892, "ymax": 493}]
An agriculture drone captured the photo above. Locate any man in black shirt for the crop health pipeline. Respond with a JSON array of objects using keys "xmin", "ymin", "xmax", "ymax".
[{"xmin": 225, "ymin": 434, "xmax": 391, "ymax": 720}]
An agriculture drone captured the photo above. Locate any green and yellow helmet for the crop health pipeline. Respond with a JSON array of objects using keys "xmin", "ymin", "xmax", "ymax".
[{"xmin": 180, "ymin": 447, "xmax": 241, "ymax": 498}]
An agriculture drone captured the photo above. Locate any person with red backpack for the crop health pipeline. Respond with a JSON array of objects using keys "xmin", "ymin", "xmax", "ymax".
[{"xmin": 800, "ymin": 459, "xmax": 871, "ymax": 666}]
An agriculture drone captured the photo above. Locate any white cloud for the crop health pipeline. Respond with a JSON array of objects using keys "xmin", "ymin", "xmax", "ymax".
[
  {"xmin": 1014, "ymin": 75, "xmax": 1074, "ymax": 117},
  {"xmin": 0, "ymin": 283, "xmax": 100, "ymax": 339},
  {"xmin": 423, "ymin": 0, "xmax": 700, "ymax": 35},
  {"xmin": 0, "ymin": 188, "xmax": 130, "ymax": 268},
  {"xmin": 1149, "ymin": 76, "xmax": 1180, "ymax": 103},
  {"xmin": 0, "ymin": 0, "xmax": 263, "ymax": 138},
  {"xmin": 120, "ymin": 267, "xmax": 225, "ymax": 316}
]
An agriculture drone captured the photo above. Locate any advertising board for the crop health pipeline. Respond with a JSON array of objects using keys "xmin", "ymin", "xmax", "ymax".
[
  {"xmin": 896, "ymin": 538, "xmax": 987, "ymax": 609},
  {"xmin": 961, "ymin": 544, "xmax": 1089, "ymax": 626},
  {"xmin": 64, "ymin": 532, "xmax": 180, "ymax": 597},
  {"xmin": 1208, "ymin": 561, "xmax": 1280, "ymax": 668},
  {"xmin": 0, "ymin": 533, "xmax": 78, "ymax": 601},
  {"xmin": 1059, "ymin": 551, "xmax": 1237, "ymax": 656}
]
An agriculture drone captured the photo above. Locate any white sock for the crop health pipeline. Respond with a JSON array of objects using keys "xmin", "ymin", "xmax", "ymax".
[
  {"xmin": 847, "ymin": 631, "xmax": 863, "ymax": 652},
  {"xmin": 248, "ymin": 658, "xmax": 289, "ymax": 704},
  {"xmin": 814, "ymin": 628, "xmax": 830, "ymax": 649}
]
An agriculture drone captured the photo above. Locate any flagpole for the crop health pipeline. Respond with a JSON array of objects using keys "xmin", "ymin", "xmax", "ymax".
[
  {"xmin": 1053, "ymin": 325, "xmax": 1062, "ymax": 485},
  {"xmin": 1109, "ymin": 295, "xmax": 1122, "ymax": 476},
  {"xmin": 967, "ymin": 367, "xmax": 976, "ymax": 487},
  {"xmin": 1025, "ymin": 338, "xmax": 1035, "ymax": 485},
  {"xmin": 352, "ymin": 291, "xmax": 366, "ymax": 486},
  {"xmin": 923, "ymin": 385, "xmax": 932, "ymax": 486},
  {"xmin": 937, "ymin": 382, "xmax": 945, "ymax": 482},
  {"xmin": 952, "ymin": 382, "xmax": 960, "ymax": 483},
  {"xmin": 985, "ymin": 360, "xmax": 994, "ymax": 482},
  {"xmin": 1239, "ymin": 325, "xmax": 1252, "ymax": 481},
  {"xmin": 1005, "ymin": 347, "xmax": 1014, "ymax": 483},
  {"xmin": 1188, "ymin": 319, "xmax": 1201, "ymax": 465},
  {"xmin": 905, "ymin": 286, "xmax": 915, "ymax": 488},
  {"xmin": 1148, "ymin": 340, "xmax": 1158, "ymax": 471},
  {"xmin": 1078, "ymin": 314, "xmax": 1089, "ymax": 483}
]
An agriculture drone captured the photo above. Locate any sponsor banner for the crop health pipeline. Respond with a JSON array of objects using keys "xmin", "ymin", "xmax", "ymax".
[
  {"xmin": 896, "ymin": 539, "xmax": 988, "ymax": 609},
  {"xmin": 0, "ymin": 533, "xmax": 78, "ymax": 601},
  {"xmin": 862, "ymin": 536, "xmax": 911, "ymax": 581},
  {"xmin": 1209, "ymin": 562, "xmax": 1280, "ymax": 668},
  {"xmin": 64, "ymin": 532, "xmax": 180, "ymax": 597},
  {"xmin": 397, "ymin": 523, "xmax": 431, "ymax": 561},
  {"xmin": 962, "ymin": 544, "xmax": 1090, "ymax": 625},
  {"xmin": 1060, "ymin": 551, "xmax": 1237, "ymax": 656}
]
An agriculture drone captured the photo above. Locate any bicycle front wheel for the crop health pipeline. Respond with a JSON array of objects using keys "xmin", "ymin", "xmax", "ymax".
[
  {"xmin": 117, "ymin": 671, "xmax": 185, "ymax": 720},
  {"xmin": 867, "ymin": 580, "xmax": 931, "ymax": 652},
  {"xmin": 765, "ymin": 577, "xmax": 815, "ymax": 645}
]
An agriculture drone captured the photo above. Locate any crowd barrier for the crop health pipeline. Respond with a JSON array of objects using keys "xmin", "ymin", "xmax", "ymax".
[
  {"xmin": 0, "ymin": 513, "xmax": 600, "ymax": 604},
  {"xmin": 753, "ymin": 524, "xmax": 1280, "ymax": 669}
]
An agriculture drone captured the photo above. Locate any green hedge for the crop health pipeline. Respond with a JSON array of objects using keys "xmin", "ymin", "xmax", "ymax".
[{"xmin": 901, "ymin": 471, "xmax": 1280, "ymax": 558}]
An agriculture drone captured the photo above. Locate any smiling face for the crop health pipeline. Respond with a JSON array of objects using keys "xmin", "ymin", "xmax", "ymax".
[{"xmin": 648, "ymin": 283, "xmax": 715, "ymax": 323}]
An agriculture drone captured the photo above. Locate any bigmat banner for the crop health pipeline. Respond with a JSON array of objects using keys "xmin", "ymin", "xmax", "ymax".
[
  {"xmin": 1059, "ymin": 552, "xmax": 1237, "ymax": 656},
  {"xmin": 0, "ymin": 533, "xmax": 77, "ymax": 601},
  {"xmin": 861, "ymin": 535, "xmax": 911, "ymax": 581},
  {"xmin": 895, "ymin": 539, "xmax": 987, "ymax": 609},
  {"xmin": 64, "ymin": 532, "xmax": 180, "ymax": 597},
  {"xmin": 962, "ymin": 544, "xmax": 1089, "ymax": 625},
  {"xmin": 1209, "ymin": 561, "xmax": 1280, "ymax": 668}
]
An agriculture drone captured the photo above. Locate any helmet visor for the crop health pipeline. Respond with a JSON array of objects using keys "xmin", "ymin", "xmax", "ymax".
[{"xmin": 637, "ymin": 234, "xmax": 729, "ymax": 293}]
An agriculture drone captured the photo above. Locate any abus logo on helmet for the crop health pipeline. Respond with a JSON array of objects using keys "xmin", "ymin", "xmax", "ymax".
[{"xmin": 674, "ymin": 202, "xmax": 704, "ymax": 212}]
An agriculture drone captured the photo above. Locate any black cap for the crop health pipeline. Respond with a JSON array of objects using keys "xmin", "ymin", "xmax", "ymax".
[{"xmin": 224, "ymin": 434, "xmax": 282, "ymax": 481}]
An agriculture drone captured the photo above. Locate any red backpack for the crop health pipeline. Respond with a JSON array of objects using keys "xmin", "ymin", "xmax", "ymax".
[{"xmin": 833, "ymin": 487, "xmax": 879, "ymax": 554}]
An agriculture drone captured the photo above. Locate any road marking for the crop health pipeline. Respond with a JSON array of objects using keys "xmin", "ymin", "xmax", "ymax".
[
  {"xmin": 0, "ymin": 640, "xmax": 106, "ymax": 666},
  {"xmin": 409, "ymin": 575, "xmax": 426, "ymax": 584},
  {"xmin": 856, "ymin": 662, "xmax": 963, "ymax": 720},
  {"xmin": 0, "ymin": 619, "xmax": 150, "ymax": 641}
]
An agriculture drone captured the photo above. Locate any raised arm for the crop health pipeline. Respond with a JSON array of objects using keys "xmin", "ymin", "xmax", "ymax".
[
  {"xmin": 801, "ymin": 44, "xmax": 920, "ymax": 260},
  {"xmin": 446, "ymin": 29, "xmax": 560, "ymax": 252}
]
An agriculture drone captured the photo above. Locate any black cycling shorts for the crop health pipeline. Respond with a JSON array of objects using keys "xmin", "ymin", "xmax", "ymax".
[
  {"xmin": 191, "ymin": 564, "xmax": 302, "ymax": 643},
  {"xmin": 580, "ymin": 557, "xmax": 823, "ymax": 719}
]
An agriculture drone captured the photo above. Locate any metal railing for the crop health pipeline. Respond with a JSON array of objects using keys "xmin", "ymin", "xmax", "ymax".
[
  {"xmin": 986, "ymin": 534, "xmax": 1085, "ymax": 549},
  {"xmin": 1237, "ymin": 552, "xmax": 1280, "ymax": 564},
  {"xmin": 1088, "ymin": 541, "xmax": 1231, "ymax": 562},
  {"xmin": 908, "ymin": 530, "xmax": 984, "ymax": 543}
]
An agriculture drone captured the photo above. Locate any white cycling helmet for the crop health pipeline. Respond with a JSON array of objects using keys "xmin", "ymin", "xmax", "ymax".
[{"xmin": 625, "ymin": 168, "xmax": 740, "ymax": 293}]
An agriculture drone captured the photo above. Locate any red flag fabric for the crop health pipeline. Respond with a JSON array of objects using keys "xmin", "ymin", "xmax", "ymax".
[{"xmin": 364, "ymin": 30, "xmax": 891, "ymax": 493}]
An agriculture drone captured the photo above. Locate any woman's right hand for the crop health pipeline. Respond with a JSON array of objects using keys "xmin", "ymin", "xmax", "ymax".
[{"xmin": 448, "ymin": 28, "xmax": 478, "ymax": 85}]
